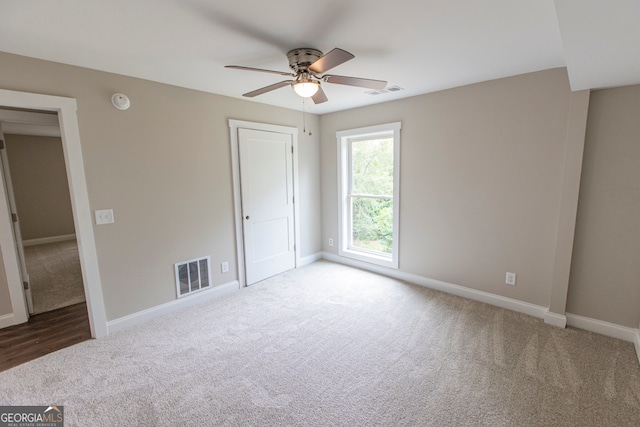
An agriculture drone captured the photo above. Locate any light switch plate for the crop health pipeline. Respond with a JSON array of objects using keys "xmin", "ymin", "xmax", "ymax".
[{"xmin": 95, "ymin": 209, "xmax": 114, "ymax": 225}]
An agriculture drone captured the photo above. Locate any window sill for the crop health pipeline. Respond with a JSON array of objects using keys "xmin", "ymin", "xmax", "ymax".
[{"xmin": 339, "ymin": 248, "xmax": 398, "ymax": 269}]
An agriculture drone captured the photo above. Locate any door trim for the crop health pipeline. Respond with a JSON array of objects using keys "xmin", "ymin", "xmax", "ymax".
[
  {"xmin": 0, "ymin": 88, "xmax": 108, "ymax": 338},
  {"xmin": 228, "ymin": 120, "xmax": 300, "ymax": 287}
]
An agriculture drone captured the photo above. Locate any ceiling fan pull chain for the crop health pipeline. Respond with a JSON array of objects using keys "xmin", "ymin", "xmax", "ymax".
[{"xmin": 302, "ymin": 98, "xmax": 307, "ymax": 133}]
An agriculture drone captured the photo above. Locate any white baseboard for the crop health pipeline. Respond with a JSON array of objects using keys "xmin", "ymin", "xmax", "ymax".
[
  {"xmin": 23, "ymin": 233, "xmax": 76, "ymax": 247},
  {"xmin": 566, "ymin": 313, "xmax": 639, "ymax": 343},
  {"xmin": 106, "ymin": 280, "xmax": 239, "ymax": 335},
  {"xmin": 544, "ymin": 311, "xmax": 567, "ymax": 328},
  {"xmin": 566, "ymin": 314, "xmax": 640, "ymax": 365},
  {"xmin": 299, "ymin": 252, "xmax": 322, "ymax": 268},
  {"xmin": 323, "ymin": 253, "xmax": 640, "ymax": 363},
  {"xmin": 0, "ymin": 313, "xmax": 15, "ymax": 329},
  {"xmin": 321, "ymin": 252, "xmax": 548, "ymax": 319}
]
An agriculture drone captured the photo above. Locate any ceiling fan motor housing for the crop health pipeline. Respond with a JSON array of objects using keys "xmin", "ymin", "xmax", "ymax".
[{"xmin": 287, "ymin": 48, "xmax": 323, "ymax": 73}]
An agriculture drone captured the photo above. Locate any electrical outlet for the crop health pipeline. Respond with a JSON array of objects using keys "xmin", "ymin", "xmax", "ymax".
[
  {"xmin": 505, "ymin": 272, "xmax": 516, "ymax": 286},
  {"xmin": 95, "ymin": 209, "xmax": 114, "ymax": 225},
  {"xmin": 328, "ymin": 238, "xmax": 334, "ymax": 247},
  {"xmin": 221, "ymin": 261, "xmax": 229, "ymax": 273}
]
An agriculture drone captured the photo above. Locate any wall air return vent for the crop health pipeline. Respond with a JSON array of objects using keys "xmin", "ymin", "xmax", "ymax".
[{"xmin": 175, "ymin": 256, "xmax": 211, "ymax": 298}]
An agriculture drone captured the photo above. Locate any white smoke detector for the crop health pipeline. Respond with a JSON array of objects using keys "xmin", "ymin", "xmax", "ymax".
[{"xmin": 111, "ymin": 93, "xmax": 131, "ymax": 110}]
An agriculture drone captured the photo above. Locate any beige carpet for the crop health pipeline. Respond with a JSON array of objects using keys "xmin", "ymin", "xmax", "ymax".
[
  {"xmin": 1, "ymin": 261, "xmax": 639, "ymax": 426},
  {"xmin": 24, "ymin": 239, "xmax": 85, "ymax": 314}
]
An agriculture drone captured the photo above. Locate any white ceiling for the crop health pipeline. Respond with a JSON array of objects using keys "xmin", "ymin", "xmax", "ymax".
[{"xmin": 0, "ymin": 0, "xmax": 638, "ymax": 115}]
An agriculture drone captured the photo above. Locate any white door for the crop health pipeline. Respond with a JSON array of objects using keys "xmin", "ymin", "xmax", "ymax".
[
  {"xmin": 239, "ymin": 128, "xmax": 295, "ymax": 285},
  {"xmin": 0, "ymin": 123, "xmax": 34, "ymax": 313}
]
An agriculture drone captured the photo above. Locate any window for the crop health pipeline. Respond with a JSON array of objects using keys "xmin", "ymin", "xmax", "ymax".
[{"xmin": 338, "ymin": 122, "xmax": 401, "ymax": 268}]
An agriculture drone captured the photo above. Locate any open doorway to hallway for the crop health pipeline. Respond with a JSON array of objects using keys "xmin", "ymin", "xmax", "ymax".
[
  {"xmin": 0, "ymin": 108, "xmax": 90, "ymax": 366},
  {"xmin": 3, "ymin": 129, "xmax": 86, "ymax": 315},
  {"xmin": 0, "ymin": 89, "xmax": 107, "ymax": 341}
]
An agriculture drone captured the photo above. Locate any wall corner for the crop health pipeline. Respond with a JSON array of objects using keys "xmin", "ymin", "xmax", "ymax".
[
  {"xmin": 548, "ymin": 89, "xmax": 591, "ymax": 316},
  {"xmin": 544, "ymin": 310, "xmax": 567, "ymax": 328}
]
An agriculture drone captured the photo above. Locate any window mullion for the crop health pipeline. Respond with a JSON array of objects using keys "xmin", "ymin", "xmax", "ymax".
[{"xmin": 349, "ymin": 193, "xmax": 393, "ymax": 200}]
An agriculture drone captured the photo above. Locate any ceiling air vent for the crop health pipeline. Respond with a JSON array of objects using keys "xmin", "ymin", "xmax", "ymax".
[
  {"xmin": 175, "ymin": 256, "xmax": 211, "ymax": 298},
  {"xmin": 366, "ymin": 85, "xmax": 404, "ymax": 96}
]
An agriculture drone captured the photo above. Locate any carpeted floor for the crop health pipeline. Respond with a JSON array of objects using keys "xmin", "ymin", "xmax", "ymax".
[
  {"xmin": 1, "ymin": 261, "xmax": 639, "ymax": 426},
  {"xmin": 24, "ymin": 239, "xmax": 85, "ymax": 314}
]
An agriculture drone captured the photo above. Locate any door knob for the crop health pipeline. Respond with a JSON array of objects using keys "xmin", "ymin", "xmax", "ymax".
[{"xmin": 245, "ymin": 215, "xmax": 250, "ymax": 220}]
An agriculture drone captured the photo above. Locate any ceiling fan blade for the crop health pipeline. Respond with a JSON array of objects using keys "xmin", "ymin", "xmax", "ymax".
[
  {"xmin": 225, "ymin": 65, "xmax": 295, "ymax": 77},
  {"xmin": 308, "ymin": 48, "xmax": 354, "ymax": 74},
  {"xmin": 243, "ymin": 81, "xmax": 294, "ymax": 98},
  {"xmin": 323, "ymin": 75, "xmax": 387, "ymax": 90},
  {"xmin": 311, "ymin": 86, "xmax": 328, "ymax": 104}
]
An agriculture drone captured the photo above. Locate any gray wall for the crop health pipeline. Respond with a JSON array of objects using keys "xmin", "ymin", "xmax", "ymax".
[
  {"xmin": 5, "ymin": 134, "xmax": 75, "ymax": 241},
  {"xmin": 321, "ymin": 69, "xmax": 574, "ymax": 307},
  {"xmin": 0, "ymin": 245, "xmax": 10, "ymax": 316},
  {"xmin": 0, "ymin": 51, "xmax": 322, "ymax": 321},
  {"xmin": 567, "ymin": 85, "xmax": 640, "ymax": 327}
]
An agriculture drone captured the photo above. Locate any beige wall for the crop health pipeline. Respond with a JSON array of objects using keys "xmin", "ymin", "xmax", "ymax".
[
  {"xmin": 5, "ymin": 134, "xmax": 75, "ymax": 241},
  {"xmin": 1, "ymin": 49, "xmax": 637, "ymax": 332},
  {"xmin": 567, "ymin": 85, "xmax": 640, "ymax": 328},
  {"xmin": 0, "ymin": 245, "xmax": 10, "ymax": 316},
  {"xmin": 0, "ymin": 52, "xmax": 322, "ymax": 321},
  {"xmin": 321, "ymin": 69, "xmax": 573, "ymax": 307}
]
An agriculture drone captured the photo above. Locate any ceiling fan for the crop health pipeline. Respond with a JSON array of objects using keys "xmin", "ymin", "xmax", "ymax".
[{"xmin": 225, "ymin": 48, "xmax": 387, "ymax": 104}]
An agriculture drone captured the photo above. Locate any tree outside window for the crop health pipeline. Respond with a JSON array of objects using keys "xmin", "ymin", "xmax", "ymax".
[
  {"xmin": 338, "ymin": 122, "xmax": 401, "ymax": 269},
  {"xmin": 350, "ymin": 138, "xmax": 394, "ymax": 254}
]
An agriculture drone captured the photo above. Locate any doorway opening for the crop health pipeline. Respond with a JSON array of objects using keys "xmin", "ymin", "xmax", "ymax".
[
  {"xmin": 0, "ymin": 88, "xmax": 107, "ymax": 339},
  {"xmin": 0, "ymin": 114, "xmax": 86, "ymax": 316},
  {"xmin": 0, "ymin": 108, "xmax": 92, "ymax": 369}
]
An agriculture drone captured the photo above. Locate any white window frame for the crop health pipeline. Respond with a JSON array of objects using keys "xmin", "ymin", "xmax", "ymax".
[{"xmin": 337, "ymin": 122, "xmax": 401, "ymax": 269}]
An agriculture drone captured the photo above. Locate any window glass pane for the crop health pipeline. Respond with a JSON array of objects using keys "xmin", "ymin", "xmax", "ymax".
[
  {"xmin": 351, "ymin": 196, "xmax": 393, "ymax": 254},
  {"xmin": 351, "ymin": 138, "xmax": 393, "ymax": 195}
]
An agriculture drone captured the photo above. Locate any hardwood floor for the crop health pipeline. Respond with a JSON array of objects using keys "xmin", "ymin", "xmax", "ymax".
[{"xmin": 0, "ymin": 303, "xmax": 91, "ymax": 372}]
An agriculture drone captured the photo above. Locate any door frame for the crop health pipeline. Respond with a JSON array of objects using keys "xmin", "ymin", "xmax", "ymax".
[
  {"xmin": 0, "ymin": 88, "xmax": 108, "ymax": 338},
  {"xmin": 228, "ymin": 119, "xmax": 300, "ymax": 287}
]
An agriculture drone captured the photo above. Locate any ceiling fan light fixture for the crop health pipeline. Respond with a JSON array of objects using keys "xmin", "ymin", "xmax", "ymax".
[
  {"xmin": 293, "ymin": 80, "xmax": 320, "ymax": 98},
  {"xmin": 226, "ymin": 47, "xmax": 387, "ymax": 104}
]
